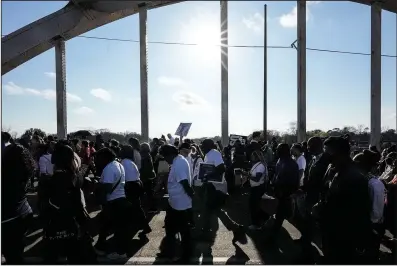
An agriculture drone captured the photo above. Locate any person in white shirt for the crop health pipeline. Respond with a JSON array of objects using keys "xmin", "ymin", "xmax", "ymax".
[
  {"xmin": 39, "ymin": 142, "xmax": 55, "ymax": 176},
  {"xmin": 199, "ymin": 139, "xmax": 242, "ymax": 233},
  {"xmin": 94, "ymin": 148, "xmax": 131, "ymax": 260},
  {"xmin": 246, "ymin": 150, "xmax": 268, "ymax": 230},
  {"xmin": 291, "ymin": 143, "xmax": 306, "ymax": 186},
  {"xmin": 120, "ymin": 145, "xmax": 152, "ymax": 238},
  {"xmin": 159, "ymin": 145, "xmax": 194, "ymax": 263}
]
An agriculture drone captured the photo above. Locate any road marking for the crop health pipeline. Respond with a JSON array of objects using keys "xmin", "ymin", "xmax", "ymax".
[{"xmin": 2, "ymin": 256, "xmax": 263, "ymax": 265}]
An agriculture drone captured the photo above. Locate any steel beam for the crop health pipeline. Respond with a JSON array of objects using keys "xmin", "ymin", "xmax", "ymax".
[
  {"xmin": 297, "ymin": 0, "xmax": 306, "ymax": 143},
  {"xmin": 2, "ymin": 1, "xmax": 396, "ymax": 76},
  {"xmin": 139, "ymin": 8, "xmax": 149, "ymax": 142},
  {"xmin": 263, "ymin": 4, "xmax": 268, "ymax": 142},
  {"xmin": 370, "ymin": 2, "xmax": 382, "ymax": 149},
  {"xmin": 221, "ymin": 0, "xmax": 229, "ymax": 147},
  {"xmin": 55, "ymin": 39, "xmax": 67, "ymax": 140}
]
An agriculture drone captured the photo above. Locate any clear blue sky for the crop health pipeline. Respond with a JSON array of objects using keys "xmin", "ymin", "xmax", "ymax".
[{"xmin": 2, "ymin": 1, "xmax": 397, "ymax": 138}]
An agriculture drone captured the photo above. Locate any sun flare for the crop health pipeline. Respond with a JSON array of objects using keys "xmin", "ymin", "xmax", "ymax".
[{"xmin": 188, "ymin": 23, "xmax": 222, "ymax": 63}]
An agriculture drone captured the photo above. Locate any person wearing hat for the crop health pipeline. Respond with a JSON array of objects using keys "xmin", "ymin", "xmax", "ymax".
[{"xmin": 318, "ymin": 136, "xmax": 372, "ymax": 264}]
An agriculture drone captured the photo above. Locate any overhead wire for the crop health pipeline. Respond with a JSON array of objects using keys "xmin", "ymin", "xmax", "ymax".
[
  {"xmin": 67, "ymin": 35, "xmax": 397, "ymax": 58},
  {"xmin": 2, "ymin": 34, "xmax": 396, "ymax": 58}
]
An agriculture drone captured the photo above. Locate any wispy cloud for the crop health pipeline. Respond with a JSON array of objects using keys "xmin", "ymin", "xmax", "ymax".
[
  {"xmin": 44, "ymin": 72, "xmax": 56, "ymax": 78},
  {"xmin": 73, "ymin": 106, "xmax": 95, "ymax": 115},
  {"xmin": 3, "ymin": 82, "xmax": 82, "ymax": 102},
  {"xmin": 172, "ymin": 91, "xmax": 209, "ymax": 111},
  {"xmin": 279, "ymin": 1, "xmax": 320, "ymax": 28},
  {"xmin": 157, "ymin": 76, "xmax": 186, "ymax": 88},
  {"xmin": 242, "ymin": 13, "xmax": 265, "ymax": 33},
  {"xmin": 90, "ymin": 88, "xmax": 112, "ymax": 102}
]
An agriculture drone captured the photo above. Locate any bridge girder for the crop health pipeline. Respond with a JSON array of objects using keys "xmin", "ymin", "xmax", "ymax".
[
  {"xmin": 1, "ymin": 0, "xmax": 396, "ymax": 75},
  {"xmin": 1, "ymin": 1, "xmax": 181, "ymax": 75}
]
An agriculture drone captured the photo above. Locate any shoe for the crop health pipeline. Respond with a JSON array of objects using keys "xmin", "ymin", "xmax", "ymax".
[
  {"xmin": 248, "ymin": 225, "xmax": 261, "ymax": 230},
  {"xmin": 106, "ymin": 252, "xmax": 127, "ymax": 260}
]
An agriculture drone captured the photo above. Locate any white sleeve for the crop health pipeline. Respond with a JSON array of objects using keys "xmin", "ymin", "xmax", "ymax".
[
  {"xmin": 39, "ymin": 156, "xmax": 47, "ymax": 174},
  {"xmin": 297, "ymin": 157, "xmax": 306, "ymax": 171},
  {"xmin": 213, "ymin": 152, "xmax": 224, "ymax": 167},
  {"xmin": 175, "ymin": 161, "xmax": 189, "ymax": 183},
  {"xmin": 101, "ymin": 164, "xmax": 116, "ymax": 184},
  {"xmin": 130, "ymin": 161, "xmax": 140, "ymax": 181},
  {"xmin": 371, "ymin": 181, "xmax": 385, "ymax": 223}
]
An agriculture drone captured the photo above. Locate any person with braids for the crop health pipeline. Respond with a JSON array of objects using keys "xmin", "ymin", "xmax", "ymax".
[
  {"xmin": 246, "ymin": 150, "xmax": 268, "ymax": 230},
  {"xmin": 42, "ymin": 142, "xmax": 96, "ymax": 264},
  {"xmin": 1, "ymin": 144, "xmax": 35, "ymax": 264}
]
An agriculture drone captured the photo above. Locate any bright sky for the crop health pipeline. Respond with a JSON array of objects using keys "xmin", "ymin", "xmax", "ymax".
[{"xmin": 1, "ymin": 1, "xmax": 397, "ymax": 138}]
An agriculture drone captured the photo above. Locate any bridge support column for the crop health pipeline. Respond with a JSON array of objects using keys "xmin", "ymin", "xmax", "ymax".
[
  {"xmin": 221, "ymin": 0, "xmax": 229, "ymax": 147},
  {"xmin": 370, "ymin": 2, "xmax": 382, "ymax": 149},
  {"xmin": 55, "ymin": 39, "xmax": 67, "ymax": 140},
  {"xmin": 263, "ymin": 4, "xmax": 268, "ymax": 142},
  {"xmin": 297, "ymin": 0, "xmax": 306, "ymax": 143},
  {"xmin": 139, "ymin": 8, "xmax": 149, "ymax": 142}
]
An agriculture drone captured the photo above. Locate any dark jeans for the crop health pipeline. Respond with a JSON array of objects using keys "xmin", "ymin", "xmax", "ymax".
[
  {"xmin": 127, "ymin": 196, "xmax": 151, "ymax": 231},
  {"xmin": 365, "ymin": 222, "xmax": 385, "ymax": 264},
  {"xmin": 322, "ymin": 234, "xmax": 357, "ymax": 264},
  {"xmin": 272, "ymin": 196, "xmax": 292, "ymax": 235},
  {"xmin": 96, "ymin": 198, "xmax": 133, "ymax": 255},
  {"xmin": 164, "ymin": 205, "xmax": 193, "ymax": 262},
  {"xmin": 143, "ymin": 179, "xmax": 156, "ymax": 210},
  {"xmin": 249, "ymin": 184, "xmax": 266, "ymax": 226},
  {"xmin": 2, "ymin": 213, "xmax": 33, "ymax": 264}
]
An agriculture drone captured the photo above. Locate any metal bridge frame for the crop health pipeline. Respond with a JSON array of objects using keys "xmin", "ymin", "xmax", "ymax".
[{"xmin": 2, "ymin": 0, "xmax": 396, "ymax": 148}]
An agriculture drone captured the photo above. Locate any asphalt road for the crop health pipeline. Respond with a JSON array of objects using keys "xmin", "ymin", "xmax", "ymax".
[{"xmin": 2, "ymin": 185, "xmax": 395, "ymax": 265}]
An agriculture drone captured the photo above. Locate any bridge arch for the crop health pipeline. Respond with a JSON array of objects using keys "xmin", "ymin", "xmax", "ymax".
[{"xmin": 2, "ymin": 0, "xmax": 396, "ymax": 147}]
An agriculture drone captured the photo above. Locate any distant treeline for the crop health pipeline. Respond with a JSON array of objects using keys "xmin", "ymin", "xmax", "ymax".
[{"xmin": 4, "ymin": 124, "xmax": 397, "ymax": 147}]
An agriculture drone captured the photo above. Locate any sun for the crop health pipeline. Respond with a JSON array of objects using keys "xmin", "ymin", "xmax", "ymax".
[{"xmin": 187, "ymin": 22, "xmax": 222, "ymax": 63}]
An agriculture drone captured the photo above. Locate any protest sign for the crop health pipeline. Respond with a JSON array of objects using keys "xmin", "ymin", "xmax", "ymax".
[
  {"xmin": 198, "ymin": 163, "xmax": 223, "ymax": 183},
  {"xmin": 228, "ymin": 134, "xmax": 247, "ymax": 147},
  {"xmin": 175, "ymin": 123, "xmax": 192, "ymax": 137}
]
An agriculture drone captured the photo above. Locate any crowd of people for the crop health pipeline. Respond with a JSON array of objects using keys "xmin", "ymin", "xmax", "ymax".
[{"xmin": 1, "ymin": 130, "xmax": 396, "ymax": 264}]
